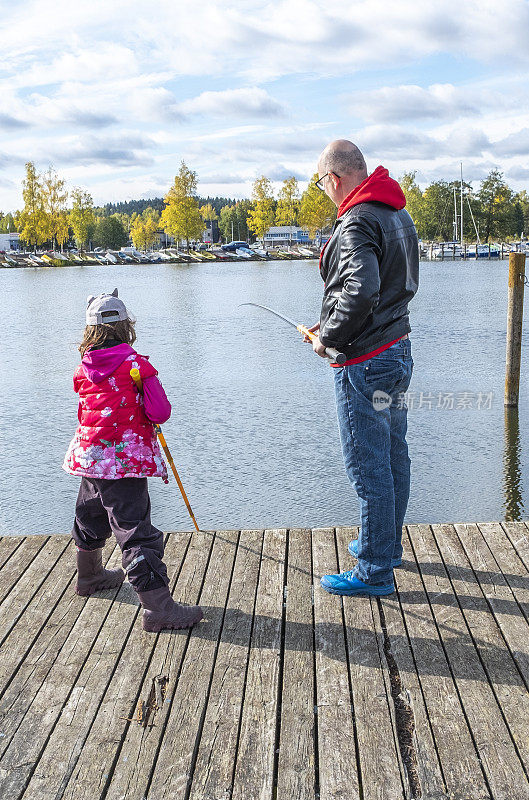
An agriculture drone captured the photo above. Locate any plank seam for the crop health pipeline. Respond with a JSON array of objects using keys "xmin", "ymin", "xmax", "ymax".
[
  {"xmin": 271, "ymin": 528, "xmax": 289, "ymax": 798},
  {"xmin": 392, "ymin": 575, "xmax": 450, "ymax": 798},
  {"xmin": 377, "ymin": 598, "xmax": 422, "ymax": 800},
  {"xmin": 227, "ymin": 530, "xmax": 267, "ymax": 795},
  {"xmin": 332, "ymin": 527, "xmax": 364, "ymax": 800},
  {"xmin": 310, "ymin": 528, "xmax": 321, "ymax": 800}
]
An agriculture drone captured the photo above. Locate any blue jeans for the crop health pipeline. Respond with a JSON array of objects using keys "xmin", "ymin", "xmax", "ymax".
[{"xmin": 333, "ymin": 336, "xmax": 414, "ymax": 586}]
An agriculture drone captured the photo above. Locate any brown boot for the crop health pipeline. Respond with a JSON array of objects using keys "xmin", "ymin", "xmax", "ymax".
[
  {"xmin": 137, "ymin": 585, "xmax": 203, "ymax": 632},
  {"xmin": 75, "ymin": 547, "xmax": 125, "ymax": 596}
]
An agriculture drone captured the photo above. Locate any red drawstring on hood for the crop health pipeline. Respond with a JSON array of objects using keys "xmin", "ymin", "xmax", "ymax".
[{"xmin": 337, "ymin": 165, "xmax": 406, "ymax": 218}]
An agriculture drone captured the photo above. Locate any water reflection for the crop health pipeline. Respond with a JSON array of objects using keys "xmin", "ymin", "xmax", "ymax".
[{"xmin": 503, "ymin": 406, "xmax": 525, "ymax": 520}]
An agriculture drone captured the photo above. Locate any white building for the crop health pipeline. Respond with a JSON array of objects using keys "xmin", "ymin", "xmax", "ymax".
[
  {"xmin": 263, "ymin": 226, "xmax": 310, "ymax": 247},
  {"xmin": 0, "ymin": 232, "xmax": 20, "ymax": 251}
]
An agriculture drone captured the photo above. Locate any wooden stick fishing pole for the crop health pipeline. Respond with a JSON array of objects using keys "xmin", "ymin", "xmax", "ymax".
[{"xmin": 130, "ymin": 368, "xmax": 200, "ymax": 533}]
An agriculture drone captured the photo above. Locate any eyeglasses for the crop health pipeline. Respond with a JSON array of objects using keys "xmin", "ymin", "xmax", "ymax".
[{"xmin": 315, "ymin": 172, "xmax": 340, "ymax": 191}]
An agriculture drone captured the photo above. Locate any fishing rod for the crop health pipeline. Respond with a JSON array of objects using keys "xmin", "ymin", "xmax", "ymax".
[
  {"xmin": 240, "ymin": 302, "xmax": 347, "ymax": 364},
  {"xmin": 130, "ymin": 368, "xmax": 200, "ymax": 533}
]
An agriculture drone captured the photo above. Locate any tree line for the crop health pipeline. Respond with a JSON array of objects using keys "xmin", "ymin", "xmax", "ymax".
[
  {"xmin": 1, "ymin": 161, "xmax": 337, "ymax": 252},
  {"xmin": 5, "ymin": 161, "xmax": 524, "ymax": 253},
  {"xmin": 401, "ymin": 170, "xmax": 529, "ymax": 242}
]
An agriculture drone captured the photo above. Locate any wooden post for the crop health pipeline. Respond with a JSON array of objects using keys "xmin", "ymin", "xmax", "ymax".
[{"xmin": 505, "ymin": 252, "xmax": 526, "ymax": 407}]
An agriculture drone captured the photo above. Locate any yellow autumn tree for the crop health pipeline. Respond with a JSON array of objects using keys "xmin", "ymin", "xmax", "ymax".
[
  {"xmin": 199, "ymin": 203, "xmax": 218, "ymax": 223},
  {"xmin": 247, "ymin": 176, "xmax": 275, "ymax": 244},
  {"xmin": 42, "ymin": 166, "xmax": 69, "ymax": 250},
  {"xmin": 161, "ymin": 162, "xmax": 204, "ymax": 251},
  {"xmin": 131, "ymin": 208, "xmax": 159, "ymax": 251},
  {"xmin": 275, "ymin": 177, "xmax": 299, "ymax": 226},
  {"xmin": 69, "ymin": 188, "xmax": 96, "ymax": 252},
  {"xmin": 298, "ymin": 173, "xmax": 336, "ymax": 239},
  {"xmin": 18, "ymin": 162, "xmax": 47, "ymax": 250}
]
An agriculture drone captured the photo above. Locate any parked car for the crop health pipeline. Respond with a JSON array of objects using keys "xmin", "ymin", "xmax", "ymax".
[{"xmin": 221, "ymin": 240, "xmax": 249, "ymax": 252}]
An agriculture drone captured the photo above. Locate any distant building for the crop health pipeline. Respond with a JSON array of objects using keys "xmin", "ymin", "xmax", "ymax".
[
  {"xmin": 0, "ymin": 232, "xmax": 20, "ymax": 251},
  {"xmin": 263, "ymin": 226, "xmax": 311, "ymax": 246},
  {"xmin": 202, "ymin": 219, "xmax": 220, "ymax": 244},
  {"xmin": 154, "ymin": 229, "xmax": 174, "ymax": 248}
]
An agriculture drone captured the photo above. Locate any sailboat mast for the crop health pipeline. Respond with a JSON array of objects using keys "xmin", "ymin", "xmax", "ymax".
[
  {"xmin": 453, "ymin": 187, "xmax": 458, "ymax": 242},
  {"xmin": 460, "ymin": 162, "xmax": 464, "ymax": 248}
]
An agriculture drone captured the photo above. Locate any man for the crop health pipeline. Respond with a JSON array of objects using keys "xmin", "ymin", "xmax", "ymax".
[{"xmin": 309, "ymin": 140, "xmax": 418, "ymax": 597}]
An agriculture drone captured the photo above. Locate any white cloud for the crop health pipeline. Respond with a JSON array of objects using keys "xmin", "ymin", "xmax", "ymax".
[
  {"xmin": 349, "ymin": 83, "xmax": 511, "ymax": 123},
  {"xmin": 178, "ymin": 88, "xmax": 286, "ymax": 118}
]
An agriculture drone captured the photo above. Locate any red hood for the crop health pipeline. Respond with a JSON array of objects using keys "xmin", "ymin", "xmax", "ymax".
[
  {"xmin": 82, "ymin": 344, "xmax": 136, "ymax": 383},
  {"xmin": 337, "ymin": 166, "xmax": 406, "ymax": 218}
]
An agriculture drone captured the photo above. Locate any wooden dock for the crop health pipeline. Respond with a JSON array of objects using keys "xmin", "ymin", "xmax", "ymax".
[{"xmin": 1, "ymin": 522, "xmax": 529, "ymax": 800}]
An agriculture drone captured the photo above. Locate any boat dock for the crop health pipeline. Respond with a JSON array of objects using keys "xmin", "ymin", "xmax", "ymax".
[{"xmin": 1, "ymin": 521, "xmax": 529, "ymax": 800}]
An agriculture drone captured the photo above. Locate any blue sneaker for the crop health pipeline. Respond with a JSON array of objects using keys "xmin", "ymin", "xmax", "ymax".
[
  {"xmin": 348, "ymin": 539, "xmax": 402, "ymax": 568},
  {"xmin": 320, "ymin": 569, "xmax": 395, "ymax": 596}
]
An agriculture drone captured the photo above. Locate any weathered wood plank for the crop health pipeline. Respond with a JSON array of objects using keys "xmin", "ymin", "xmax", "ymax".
[
  {"xmin": 0, "ymin": 538, "xmax": 117, "ymax": 762},
  {"xmin": 454, "ymin": 523, "xmax": 529, "ymax": 683},
  {"xmin": 397, "ymin": 526, "xmax": 491, "ymax": 799},
  {"xmin": 0, "ymin": 536, "xmax": 74, "ymax": 651},
  {"xmin": 502, "ymin": 521, "xmax": 529, "ymax": 573},
  {"xmin": 0, "ymin": 539, "xmax": 75, "ymax": 702},
  {"xmin": 433, "ymin": 523, "xmax": 529, "ymax": 777},
  {"xmin": 312, "ymin": 527, "xmax": 360, "ymax": 800},
  {"xmin": 377, "ymin": 589, "xmax": 447, "ymax": 800},
  {"xmin": 276, "ymin": 528, "xmax": 315, "ymax": 800},
  {"xmin": 411, "ymin": 523, "xmax": 529, "ymax": 799},
  {"xmin": 0, "ymin": 536, "xmax": 25, "ymax": 573},
  {"xmin": 231, "ymin": 528, "xmax": 287, "ymax": 800},
  {"xmin": 479, "ymin": 521, "xmax": 529, "ymax": 624},
  {"xmin": 0, "ymin": 536, "xmax": 50, "ymax": 607},
  {"xmin": 335, "ymin": 527, "xmax": 405, "ymax": 800},
  {"xmin": 57, "ymin": 529, "xmax": 216, "ymax": 800},
  {"xmin": 134, "ymin": 530, "xmax": 238, "ymax": 800},
  {"xmin": 186, "ymin": 529, "xmax": 264, "ymax": 800}
]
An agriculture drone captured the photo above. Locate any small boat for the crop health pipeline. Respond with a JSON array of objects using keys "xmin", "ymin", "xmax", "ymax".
[{"xmin": 235, "ymin": 248, "xmax": 252, "ymax": 259}]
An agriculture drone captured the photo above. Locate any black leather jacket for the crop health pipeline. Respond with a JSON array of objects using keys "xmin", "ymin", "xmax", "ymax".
[{"xmin": 319, "ymin": 201, "xmax": 419, "ymax": 359}]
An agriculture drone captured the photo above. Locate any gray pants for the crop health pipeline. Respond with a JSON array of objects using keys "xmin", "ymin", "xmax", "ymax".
[{"xmin": 72, "ymin": 477, "xmax": 168, "ymax": 592}]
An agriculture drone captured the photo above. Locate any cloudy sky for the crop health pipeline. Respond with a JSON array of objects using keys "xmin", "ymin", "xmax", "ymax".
[{"xmin": 1, "ymin": 0, "xmax": 529, "ymax": 211}]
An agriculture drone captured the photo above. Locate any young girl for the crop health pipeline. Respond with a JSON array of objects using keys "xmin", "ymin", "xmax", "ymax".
[{"xmin": 63, "ymin": 288, "xmax": 203, "ymax": 632}]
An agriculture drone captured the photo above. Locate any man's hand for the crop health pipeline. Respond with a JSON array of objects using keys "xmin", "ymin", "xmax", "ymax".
[
  {"xmin": 311, "ymin": 335, "xmax": 328, "ymax": 358},
  {"xmin": 302, "ymin": 322, "xmax": 320, "ymax": 342},
  {"xmin": 302, "ymin": 322, "xmax": 327, "ymax": 358}
]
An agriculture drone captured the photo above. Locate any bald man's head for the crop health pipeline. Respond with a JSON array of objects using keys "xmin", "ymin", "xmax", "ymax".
[{"xmin": 318, "ymin": 140, "xmax": 367, "ymax": 181}]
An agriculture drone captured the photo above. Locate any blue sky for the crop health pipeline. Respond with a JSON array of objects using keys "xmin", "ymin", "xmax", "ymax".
[{"xmin": 1, "ymin": 0, "xmax": 529, "ymax": 211}]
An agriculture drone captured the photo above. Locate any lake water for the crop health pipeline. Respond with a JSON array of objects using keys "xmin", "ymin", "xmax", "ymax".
[{"xmin": 1, "ymin": 259, "xmax": 528, "ymax": 536}]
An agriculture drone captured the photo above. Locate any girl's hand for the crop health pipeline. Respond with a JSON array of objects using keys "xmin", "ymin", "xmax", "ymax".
[{"xmin": 303, "ymin": 322, "xmax": 320, "ymax": 342}]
